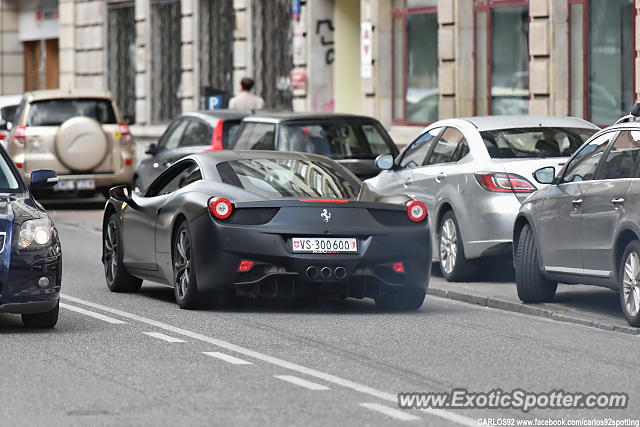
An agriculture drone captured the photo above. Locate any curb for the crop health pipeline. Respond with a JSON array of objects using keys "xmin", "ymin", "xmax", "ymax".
[{"xmin": 427, "ymin": 287, "xmax": 640, "ymax": 336}]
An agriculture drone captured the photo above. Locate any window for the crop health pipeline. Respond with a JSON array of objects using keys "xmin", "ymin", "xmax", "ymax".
[
  {"xmin": 107, "ymin": 2, "xmax": 136, "ymax": 123},
  {"xmin": 233, "ymin": 123, "xmax": 276, "ymax": 150},
  {"xmin": 475, "ymin": 1, "xmax": 529, "ymax": 115},
  {"xmin": 148, "ymin": 162, "xmax": 200, "ymax": 196},
  {"xmin": 28, "ymin": 99, "xmax": 117, "ymax": 126},
  {"xmin": 159, "ymin": 119, "xmax": 189, "ymax": 151},
  {"xmin": 480, "ymin": 127, "xmax": 597, "ymax": 159},
  {"xmin": 569, "ymin": 0, "xmax": 634, "ymax": 124},
  {"xmin": 562, "ymin": 132, "xmax": 616, "ymax": 183},
  {"xmin": 180, "ymin": 120, "xmax": 212, "ymax": 147},
  {"xmin": 392, "ymin": 1, "xmax": 438, "ymax": 124},
  {"xmin": 399, "ymin": 127, "xmax": 442, "ymax": 169},
  {"xmin": 597, "ymin": 131, "xmax": 640, "ymax": 180},
  {"xmin": 427, "ymin": 127, "xmax": 465, "ymax": 165}
]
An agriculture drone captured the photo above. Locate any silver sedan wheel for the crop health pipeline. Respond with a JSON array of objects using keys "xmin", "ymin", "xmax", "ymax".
[
  {"xmin": 623, "ymin": 251, "xmax": 640, "ymax": 317},
  {"xmin": 174, "ymin": 229, "xmax": 191, "ymax": 300},
  {"xmin": 440, "ymin": 218, "xmax": 457, "ymax": 275}
]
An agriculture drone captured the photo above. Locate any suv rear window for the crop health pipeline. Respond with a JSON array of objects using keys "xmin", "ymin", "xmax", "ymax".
[
  {"xmin": 217, "ymin": 158, "xmax": 360, "ymax": 199},
  {"xmin": 278, "ymin": 120, "xmax": 395, "ymax": 160},
  {"xmin": 480, "ymin": 127, "xmax": 597, "ymax": 159},
  {"xmin": 28, "ymin": 98, "xmax": 117, "ymax": 126}
]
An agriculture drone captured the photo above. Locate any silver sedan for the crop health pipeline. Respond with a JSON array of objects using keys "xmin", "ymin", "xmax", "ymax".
[{"xmin": 365, "ymin": 116, "xmax": 598, "ymax": 281}]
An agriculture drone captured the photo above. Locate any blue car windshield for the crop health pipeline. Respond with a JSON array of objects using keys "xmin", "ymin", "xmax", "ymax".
[{"xmin": 0, "ymin": 153, "xmax": 20, "ymax": 192}]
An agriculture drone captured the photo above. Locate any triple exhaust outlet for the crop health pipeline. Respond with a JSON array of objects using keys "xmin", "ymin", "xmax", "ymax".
[{"xmin": 306, "ymin": 266, "xmax": 347, "ymax": 280}]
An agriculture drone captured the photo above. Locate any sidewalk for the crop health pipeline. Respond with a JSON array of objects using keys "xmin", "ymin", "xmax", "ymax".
[{"xmin": 428, "ymin": 264, "xmax": 638, "ymax": 335}]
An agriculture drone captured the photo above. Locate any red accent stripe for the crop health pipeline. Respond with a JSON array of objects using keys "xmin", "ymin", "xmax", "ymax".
[{"xmin": 298, "ymin": 199, "xmax": 349, "ymax": 203}]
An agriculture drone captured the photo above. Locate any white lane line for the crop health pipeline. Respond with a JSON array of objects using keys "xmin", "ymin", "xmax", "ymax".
[
  {"xmin": 360, "ymin": 403, "xmax": 420, "ymax": 422},
  {"xmin": 61, "ymin": 294, "xmax": 476, "ymax": 426},
  {"xmin": 143, "ymin": 332, "xmax": 186, "ymax": 343},
  {"xmin": 203, "ymin": 351, "xmax": 253, "ymax": 365},
  {"xmin": 60, "ymin": 302, "xmax": 126, "ymax": 324},
  {"xmin": 274, "ymin": 375, "xmax": 330, "ymax": 391}
]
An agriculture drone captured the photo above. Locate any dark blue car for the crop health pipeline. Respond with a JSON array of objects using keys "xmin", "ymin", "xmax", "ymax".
[{"xmin": 0, "ymin": 153, "xmax": 62, "ymax": 328}]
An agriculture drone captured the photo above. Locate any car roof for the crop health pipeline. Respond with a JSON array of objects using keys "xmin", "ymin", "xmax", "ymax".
[
  {"xmin": 190, "ymin": 149, "xmax": 336, "ymax": 170},
  {"xmin": 0, "ymin": 95, "xmax": 22, "ymax": 108},
  {"xmin": 450, "ymin": 115, "xmax": 599, "ymax": 131},
  {"xmin": 25, "ymin": 89, "xmax": 113, "ymax": 101},
  {"xmin": 181, "ymin": 110, "xmax": 252, "ymax": 124},
  {"xmin": 242, "ymin": 112, "xmax": 382, "ymax": 124}
]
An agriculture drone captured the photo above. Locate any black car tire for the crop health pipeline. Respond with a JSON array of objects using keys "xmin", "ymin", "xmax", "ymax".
[
  {"xmin": 104, "ymin": 213, "xmax": 142, "ymax": 292},
  {"xmin": 619, "ymin": 240, "xmax": 640, "ymax": 327},
  {"xmin": 375, "ymin": 289, "xmax": 425, "ymax": 311},
  {"xmin": 22, "ymin": 301, "xmax": 59, "ymax": 329},
  {"xmin": 173, "ymin": 220, "xmax": 205, "ymax": 309},
  {"xmin": 438, "ymin": 211, "xmax": 477, "ymax": 282},
  {"xmin": 514, "ymin": 224, "xmax": 557, "ymax": 302}
]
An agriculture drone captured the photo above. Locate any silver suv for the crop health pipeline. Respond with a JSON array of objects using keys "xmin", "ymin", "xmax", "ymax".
[
  {"xmin": 7, "ymin": 90, "xmax": 135, "ymax": 196},
  {"xmin": 514, "ymin": 110, "xmax": 640, "ymax": 326},
  {"xmin": 366, "ymin": 116, "xmax": 597, "ymax": 281}
]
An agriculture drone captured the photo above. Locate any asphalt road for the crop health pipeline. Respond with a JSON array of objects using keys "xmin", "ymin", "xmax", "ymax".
[{"xmin": 2, "ymin": 204, "xmax": 640, "ymax": 426}]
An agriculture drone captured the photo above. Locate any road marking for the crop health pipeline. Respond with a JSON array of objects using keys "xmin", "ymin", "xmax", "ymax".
[
  {"xmin": 143, "ymin": 332, "xmax": 185, "ymax": 343},
  {"xmin": 61, "ymin": 294, "xmax": 476, "ymax": 426},
  {"xmin": 203, "ymin": 351, "xmax": 253, "ymax": 365},
  {"xmin": 60, "ymin": 302, "xmax": 126, "ymax": 324},
  {"xmin": 359, "ymin": 403, "xmax": 420, "ymax": 421},
  {"xmin": 274, "ymin": 375, "xmax": 329, "ymax": 391}
]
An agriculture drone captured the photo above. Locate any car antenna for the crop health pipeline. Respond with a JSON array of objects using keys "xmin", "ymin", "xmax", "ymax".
[{"xmin": 614, "ymin": 102, "xmax": 640, "ymax": 124}]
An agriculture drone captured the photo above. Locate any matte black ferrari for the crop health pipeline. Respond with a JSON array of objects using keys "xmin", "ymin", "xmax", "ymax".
[
  {"xmin": 0, "ymin": 152, "xmax": 62, "ymax": 328},
  {"xmin": 102, "ymin": 151, "xmax": 430, "ymax": 310}
]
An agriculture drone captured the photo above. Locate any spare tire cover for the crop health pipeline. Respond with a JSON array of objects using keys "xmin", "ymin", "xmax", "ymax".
[{"xmin": 55, "ymin": 117, "xmax": 109, "ymax": 172}]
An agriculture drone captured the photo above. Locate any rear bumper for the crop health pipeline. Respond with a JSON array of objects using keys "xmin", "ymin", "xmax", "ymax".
[{"xmin": 189, "ymin": 214, "xmax": 432, "ymax": 298}]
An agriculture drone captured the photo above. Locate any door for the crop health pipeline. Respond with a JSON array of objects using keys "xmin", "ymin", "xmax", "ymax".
[
  {"xmin": 371, "ymin": 127, "xmax": 442, "ymax": 198},
  {"xmin": 538, "ymin": 131, "xmax": 615, "ymax": 274},
  {"xmin": 580, "ymin": 130, "xmax": 640, "ymax": 277}
]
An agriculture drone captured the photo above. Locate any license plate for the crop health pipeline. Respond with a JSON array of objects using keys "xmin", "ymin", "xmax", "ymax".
[
  {"xmin": 291, "ymin": 237, "xmax": 358, "ymax": 254},
  {"xmin": 53, "ymin": 179, "xmax": 96, "ymax": 192}
]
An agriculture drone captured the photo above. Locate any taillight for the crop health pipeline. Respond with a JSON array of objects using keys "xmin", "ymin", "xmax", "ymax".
[
  {"xmin": 13, "ymin": 125, "xmax": 26, "ymax": 148},
  {"xmin": 208, "ymin": 197, "xmax": 233, "ymax": 219},
  {"xmin": 119, "ymin": 122, "xmax": 132, "ymax": 143},
  {"xmin": 406, "ymin": 200, "xmax": 427, "ymax": 222},
  {"xmin": 475, "ymin": 173, "xmax": 536, "ymax": 193},
  {"xmin": 392, "ymin": 262, "xmax": 405, "ymax": 273},
  {"xmin": 211, "ymin": 120, "xmax": 224, "ymax": 151},
  {"xmin": 237, "ymin": 260, "xmax": 255, "ymax": 272}
]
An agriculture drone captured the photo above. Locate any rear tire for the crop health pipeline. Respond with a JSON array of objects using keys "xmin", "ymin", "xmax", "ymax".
[
  {"xmin": 103, "ymin": 213, "xmax": 142, "ymax": 292},
  {"xmin": 22, "ymin": 301, "xmax": 59, "ymax": 329},
  {"xmin": 375, "ymin": 289, "xmax": 425, "ymax": 311},
  {"xmin": 514, "ymin": 224, "xmax": 557, "ymax": 302},
  {"xmin": 173, "ymin": 220, "xmax": 205, "ymax": 309},
  {"xmin": 619, "ymin": 240, "xmax": 640, "ymax": 327},
  {"xmin": 438, "ymin": 211, "xmax": 477, "ymax": 282}
]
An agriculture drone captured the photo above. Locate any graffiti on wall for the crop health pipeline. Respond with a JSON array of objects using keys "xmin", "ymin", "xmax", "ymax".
[{"xmin": 315, "ymin": 19, "xmax": 334, "ymax": 65}]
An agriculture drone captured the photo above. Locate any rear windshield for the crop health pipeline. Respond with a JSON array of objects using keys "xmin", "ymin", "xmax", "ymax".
[
  {"xmin": 481, "ymin": 127, "xmax": 597, "ymax": 159},
  {"xmin": 217, "ymin": 158, "xmax": 359, "ymax": 199},
  {"xmin": 28, "ymin": 98, "xmax": 117, "ymax": 126},
  {"xmin": 278, "ymin": 121, "xmax": 393, "ymax": 160}
]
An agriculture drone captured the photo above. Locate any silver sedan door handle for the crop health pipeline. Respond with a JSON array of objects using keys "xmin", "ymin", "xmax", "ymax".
[
  {"xmin": 572, "ymin": 198, "xmax": 583, "ymax": 209},
  {"xmin": 404, "ymin": 178, "xmax": 412, "ymax": 187},
  {"xmin": 435, "ymin": 172, "xmax": 447, "ymax": 183},
  {"xmin": 611, "ymin": 197, "xmax": 625, "ymax": 208}
]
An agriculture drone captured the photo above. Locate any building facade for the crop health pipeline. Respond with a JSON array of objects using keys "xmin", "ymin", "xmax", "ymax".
[{"xmin": 0, "ymin": 0, "xmax": 637, "ymax": 143}]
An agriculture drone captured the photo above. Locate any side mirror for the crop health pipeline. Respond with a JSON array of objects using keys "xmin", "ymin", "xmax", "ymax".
[
  {"xmin": 631, "ymin": 103, "xmax": 640, "ymax": 117},
  {"xmin": 375, "ymin": 153, "xmax": 395, "ymax": 171},
  {"xmin": 123, "ymin": 115, "xmax": 134, "ymax": 125},
  {"xmin": 29, "ymin": 169, "xmax": 58, "ymax": 191},
  {"xmin": 533, "ymin": 166, "xmax": 556, "ymax": 185},
  {"xmin": 109, "ymin": 185, "xmax": 134, "ymax": 203},
  {"xmin": 145, "ymin": 143, "xmax": 158, "ymax": 155}
]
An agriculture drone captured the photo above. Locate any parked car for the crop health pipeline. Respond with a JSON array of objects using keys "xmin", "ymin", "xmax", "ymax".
[
  {"xmin": 134, "ymin": 110, "xmax": 251, "ymax": 192},
  {"xmin": 0, "ymin": 94, "xmax": 22, "ymax": 148},
  {"xmin": 514, "ymin": 107, "xmax": 640, "ymax": 326},
  {"xmin": 365, "ymin": 116, "xmax": 598, "ymax": 281},
  {"xmin": 230, "ymin": 113, "xmax": 399, "ymax": 179},
  {"xmin": 103, "ymin": 150, "xmax": 430, "ymax": 311},
  {"xmin": 6, "ymin": 89, "xmax": 135, "ymax": 197},
  {"xmin": 0, "ymin": 147, "xmax": 62, "ymax": 328}
]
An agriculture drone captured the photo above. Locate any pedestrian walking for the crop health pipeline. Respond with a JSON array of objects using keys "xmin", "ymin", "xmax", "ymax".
[{"xmin": 228, "ymin": 77, "xmax": 265, "ymax": 110}]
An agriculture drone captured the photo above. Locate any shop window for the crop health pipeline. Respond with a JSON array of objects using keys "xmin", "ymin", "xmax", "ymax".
[
  {"xmin": 392, "ymin": 1, "xmax": 438, "ymax": 124},
  {"xmin": 199, "ymin": 0, "xmax": 234, "ymax": 107},
  {"xmin": 24, "ymin": 39, "xmax": 59, "ymax": 91},
  {"xmin": 474, "ymin": 1, "xmax": 529, "ymax": 115},
  {"xmin": 569, "ymin": 0, "xmax": 634, "ymax": 125},
  {"xmin": 107, "ymin": 1, "xmax": 136, "ymax": 123}
]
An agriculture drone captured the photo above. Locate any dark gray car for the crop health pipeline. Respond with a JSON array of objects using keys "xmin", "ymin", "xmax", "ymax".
[{"xmin": 514, "ymin": 118, "xmax": 640, "ymax": 326}]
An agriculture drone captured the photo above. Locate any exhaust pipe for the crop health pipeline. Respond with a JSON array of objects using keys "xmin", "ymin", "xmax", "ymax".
[
  {"xmin": 320, "ymin": 267, "xmax": 332, "ymax": 279},
  {"xmin": 306, "ymin": 266, "xmax": 319, "ymax": 279},
  {"xmin": 334, "ymin": 266, "xmax": 347, "ymax": 280}
]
